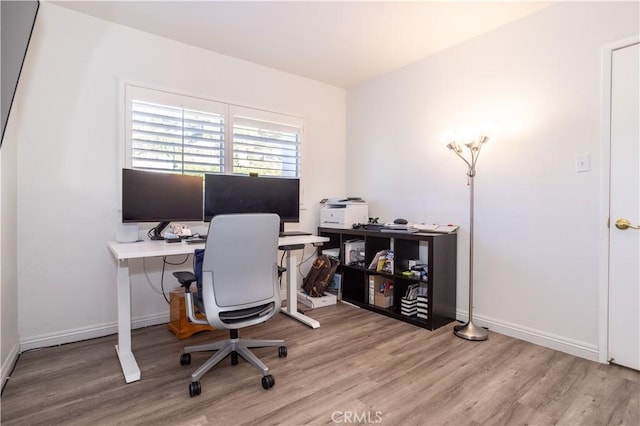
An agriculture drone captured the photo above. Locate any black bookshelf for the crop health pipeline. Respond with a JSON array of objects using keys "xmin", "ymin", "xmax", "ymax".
[{"xmin": 318, "ymin": 227, "xmax": 457, "ymax": 330}]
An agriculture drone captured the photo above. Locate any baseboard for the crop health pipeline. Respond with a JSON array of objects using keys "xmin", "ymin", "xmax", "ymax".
[
  {"xmin": 15, "ymin": 309, "xmax": 599, "ymax": 365},
  {"xmin": 19, "ymin": 313, "xmax": 170, "ymax": 352},
  {"xmin": 1, "ymin": 341, "xmax": 20, "ymax": 392},
  {"xmin": 456, "ymin": 310, "xmax": 599, "ymax": 362}
]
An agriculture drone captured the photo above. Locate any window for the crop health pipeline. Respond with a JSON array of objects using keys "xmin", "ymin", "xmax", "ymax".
[
  {"xmin": 231, "ymin": 106, "xmax": 301, "ymax": 177},
  {"xmin": 125, "ymin": 85, "xmax": 302, "ymax": 178},
  {"xmin": 130, "ymin": 100, "xmax": 224, "ymax": 174}
]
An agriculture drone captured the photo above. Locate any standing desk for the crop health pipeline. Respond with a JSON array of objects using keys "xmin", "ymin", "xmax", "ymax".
[{"xmin": 107, "ymin": 234, "xmax": 328, "ymax": 383}]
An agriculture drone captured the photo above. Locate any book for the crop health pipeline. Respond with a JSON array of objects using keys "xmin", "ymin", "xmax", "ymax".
[
  {"xmin": 368, "ymin": 250, "xmax": 384, "ymax": 269},
  {"xmin": 404, "ymin": 283, "xmax": 420, "ymax": 299},
  {"xmin": 326, "ymin": 273, "xmax": 342, "ymax": 300},
  {"xmin": 368, "ymin": 250, "xmax": 394, "ymax": 274},
  {"xmin": 368, "ymin": 276, "xmax": 375, "ymax": 304}
]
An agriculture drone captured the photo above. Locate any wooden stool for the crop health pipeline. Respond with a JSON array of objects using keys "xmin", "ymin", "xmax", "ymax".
[{"xmin": 167, "ymin": 290, "xmax": 214, "ymax": 339}]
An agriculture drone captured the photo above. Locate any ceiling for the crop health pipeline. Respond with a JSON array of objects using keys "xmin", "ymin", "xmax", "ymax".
[{"xmin": 53, "ymin": 1, "xmax": 552, "ymax": 88}]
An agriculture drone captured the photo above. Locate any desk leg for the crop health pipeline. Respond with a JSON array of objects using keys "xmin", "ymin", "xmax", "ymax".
[
  {"xmin": 280, "ymin": 250, "xmax": 320, "ymax": 328},
  {"xmin": 115, "ymin": 259, "xmax": 141, "ymax": 383}
]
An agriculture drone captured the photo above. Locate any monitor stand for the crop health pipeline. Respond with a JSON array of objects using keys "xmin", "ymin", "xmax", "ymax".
[{"xmin": 148, "ymin": 221, "xmax": 170, "ymax": 240}]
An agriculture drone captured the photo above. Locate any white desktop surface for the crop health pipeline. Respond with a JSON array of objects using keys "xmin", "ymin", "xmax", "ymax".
[
  {"xmin": 108, "ymin": 239, "xmax": 201, "ymax": 259},
  {"xmin": 107, "ymin": 234, "xmax": 328, "ymax": 383}
]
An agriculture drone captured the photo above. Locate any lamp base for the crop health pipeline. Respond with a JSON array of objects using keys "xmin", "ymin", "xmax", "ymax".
[{"xmin": 454, "ymin": 321, "xmax": 488, "ymax": 341}]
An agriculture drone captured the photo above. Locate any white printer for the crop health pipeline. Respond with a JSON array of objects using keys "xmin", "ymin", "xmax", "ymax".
[{"xmin": 319, "ymin": 198, "xmax": 369, "ymax": 229}]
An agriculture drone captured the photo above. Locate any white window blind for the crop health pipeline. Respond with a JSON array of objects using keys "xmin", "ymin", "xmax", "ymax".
[
  {"xmin": 125, "ymin": 85, "xmax": 302, "ymax": 178},
  {"xmin": 131, "ymin": 100, "xmax": 224, "ymax": 174},
  {"xmin": 232, "ymin": 115, "xmax": 301, "ymax": 177}
]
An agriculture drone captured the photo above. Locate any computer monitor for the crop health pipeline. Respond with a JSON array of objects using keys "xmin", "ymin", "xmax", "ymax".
[
  {"xmin": 204, "ymin": 174, "xmax": 299, "ymax": 233},
  {"xmin": 122, "ymin": 168, "xmax": 203, "ymax": 240}
]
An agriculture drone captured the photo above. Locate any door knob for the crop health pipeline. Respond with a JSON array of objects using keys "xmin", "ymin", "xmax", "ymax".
[{"xmin": 615, "ymin": 218, "xmax": 640, "ymax": 230}]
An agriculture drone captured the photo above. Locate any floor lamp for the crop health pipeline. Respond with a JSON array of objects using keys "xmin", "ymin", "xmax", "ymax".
[{"xmin": 447, "ymin": 134, "xmax": 489, "ymax": 341}]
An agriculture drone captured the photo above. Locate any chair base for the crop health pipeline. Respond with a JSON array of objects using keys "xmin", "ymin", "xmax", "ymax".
[{"xmin": 183, "ymin": 331, "xmax": 285, "ymax": 383}]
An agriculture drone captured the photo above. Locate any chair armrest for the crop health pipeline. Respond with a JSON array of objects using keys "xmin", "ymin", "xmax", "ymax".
[
  {"xmin": 185, "ymin": 291, "xmax": 209, "ymax": 326},
  {"xmin": 173, "ymin": 271, "xmax": 198, "ymax": 290}
]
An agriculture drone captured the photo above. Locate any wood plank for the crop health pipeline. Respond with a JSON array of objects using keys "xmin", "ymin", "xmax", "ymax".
[{"xmin": 1, "ymin": 303, "xmax": 638, "ymax": 425}]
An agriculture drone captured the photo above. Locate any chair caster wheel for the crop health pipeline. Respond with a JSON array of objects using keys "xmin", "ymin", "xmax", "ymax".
[
  {"xmin": 261, "ymin": 374, "xmax": 275, "ymax": 389},
  {"xmin": 180, "ymin": 353, "xmax": 191, "ymax": 366},
  {"xmin": 231, "ymin": 352, "xmax": 238, "ymax": 365},
  {"xmin": 189, "ymin": 381, "xmax": 201, "ymax": 397},
  {"xmin": 278, "ymin": 346, "xmax": 287, "ymax": 358}
]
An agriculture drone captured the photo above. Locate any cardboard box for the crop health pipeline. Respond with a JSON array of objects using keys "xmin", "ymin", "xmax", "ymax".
[
  {"xmin": 375, "ymin": 290, "xmax": 394, "ymax": 308},
  {"xmin": 368, "ymin": 275, "xmax": 394, "ymax": 308}
]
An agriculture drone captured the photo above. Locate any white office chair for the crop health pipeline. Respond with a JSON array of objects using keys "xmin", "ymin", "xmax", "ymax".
[{"xmin": 173, "ymin": 213, "xmax": 287, "ymax": 397}]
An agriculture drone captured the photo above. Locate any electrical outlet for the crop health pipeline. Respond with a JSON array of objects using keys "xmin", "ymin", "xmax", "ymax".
[{"xmin": 575, "ymin": 153, "xmax": 591, "ymax": 172}]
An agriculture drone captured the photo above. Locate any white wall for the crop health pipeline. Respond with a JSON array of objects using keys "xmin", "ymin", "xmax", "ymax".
[
  {"xmin": 0, "ymin": 9, "xmax": 22, "ymax": 381},
  {"xmin": 346, "ymin": 2, "xmax": 639, "ymax": 360},
  {"xmin": 1, "ymin": 136, "xmax": 21, "ymax": 384},
  {"xmin": 14, "ymin": 3, "xmax": 346, "ymax": 349}
]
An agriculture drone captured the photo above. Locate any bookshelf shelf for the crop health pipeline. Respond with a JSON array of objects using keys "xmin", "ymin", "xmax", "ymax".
[{"xmin": 318, "ymin": 227, "xmax": 457, "ymax": 331}]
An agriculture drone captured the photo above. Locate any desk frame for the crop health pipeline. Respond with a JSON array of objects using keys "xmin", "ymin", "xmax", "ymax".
[{"xmin": 108, "ymin": 234, "xmax": 328, "ymax": 383}]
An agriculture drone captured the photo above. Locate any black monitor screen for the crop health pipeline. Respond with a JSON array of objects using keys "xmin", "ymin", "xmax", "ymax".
[
  {"xmin": 204, "ymin": 174, "xmax": 299, "ymax": 223},
  {"xmin": 122, "ymin": 169, "xmax": 203, "ymax": 224}
]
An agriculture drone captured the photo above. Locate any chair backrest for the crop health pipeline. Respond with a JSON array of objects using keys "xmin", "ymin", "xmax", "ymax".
[{"xmin": 200, "ymin": 213, "xmax": 281, "ymax": 329}]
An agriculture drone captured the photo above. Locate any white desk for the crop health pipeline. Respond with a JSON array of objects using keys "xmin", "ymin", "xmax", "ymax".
[{"xmin": 107, "ymin": 234, "xmax": 328, "ymax": 383}]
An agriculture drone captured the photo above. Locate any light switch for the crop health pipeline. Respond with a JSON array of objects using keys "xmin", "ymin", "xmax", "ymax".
[{"xmin": 575, "ymin": 153, "xmax": 591, "ymax": 172}]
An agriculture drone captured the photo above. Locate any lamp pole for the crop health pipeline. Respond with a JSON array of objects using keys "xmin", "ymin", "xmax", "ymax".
[{"xmin": 447, "ymin": 135, "xmax": 489, "ymax": 341}]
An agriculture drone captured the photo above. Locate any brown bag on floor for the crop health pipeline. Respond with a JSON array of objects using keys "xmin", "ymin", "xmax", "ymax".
[{"xmin": 302, "ymin": 255, "xmax": 340, "ymax": 297}]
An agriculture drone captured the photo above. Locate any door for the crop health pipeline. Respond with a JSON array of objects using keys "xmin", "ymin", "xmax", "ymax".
[{"xmin": 608, "ymin": 42, "xmax": 640, "ymax": 370}]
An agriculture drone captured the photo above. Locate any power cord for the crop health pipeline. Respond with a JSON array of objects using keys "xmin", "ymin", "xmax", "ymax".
[
  {"xmin": 141, "ymin": 255, "xmax": 190, "ymax": 304},
  {"xmin": 161, "ymin": 255, "xmax": 190, "ymax": 304},
  {"xmin": 278, "ymin": 250, "xmax": 287, "ymax": 287},
  {"xmin": 298, "ymin": 246, "xmax": 316, "ymax": 280},
  {"xmin": 142, "ymin": 257, "xmax": 168, "ymax": 298}
]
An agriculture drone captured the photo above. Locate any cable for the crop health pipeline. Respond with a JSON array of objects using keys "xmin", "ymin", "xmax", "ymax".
[
  {"xmin": 278, "ymin": 250, "xmax": 287, "ymax": 287},
  {"xmin": 298, "ymin": 246, "xmax": 316, "ymax": 280},
  {"xmin": 160, "ymin": 258, "xmax": 170, "ymax": 304},
  {"xmin": 141, "ymin": 255, "xmax": 190, "ymax": 304},
  {"xmin": 142, "ymin": 257, "xmax": 168, "ymax": 297},
  {"xmin": 161, "ymin": 255, "xmax": 190, "ymax": 304},
  {"xmin": 163, "ymin": 255, "xmax": 190, "ymax": 266},
  {"xmin": 278, "ymin": 245, "xmax": 322, "ymax": 288}
]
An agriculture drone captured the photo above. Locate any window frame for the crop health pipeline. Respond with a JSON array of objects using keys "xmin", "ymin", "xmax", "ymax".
[{"xmin": 123, "ymin": 83, "xmax": 304, "ymax": 180}]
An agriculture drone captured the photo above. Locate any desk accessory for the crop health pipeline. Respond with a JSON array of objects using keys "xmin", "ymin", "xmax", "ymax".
[
  {"xmin": 115, "ymin": 223, "xmax": 139, "ymax": 243},
  {"xmin": 446, "ymin": 132, "xmax": 489, "ymax": 341},
  {"xmin": 183, "ymin": 237, "xmax": 206, "ymax": 244}
]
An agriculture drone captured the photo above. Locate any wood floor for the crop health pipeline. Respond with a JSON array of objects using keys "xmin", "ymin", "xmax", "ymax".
[{"xmin": 2, "ymin": 303, "xmax": 638, "ymax": 425}]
